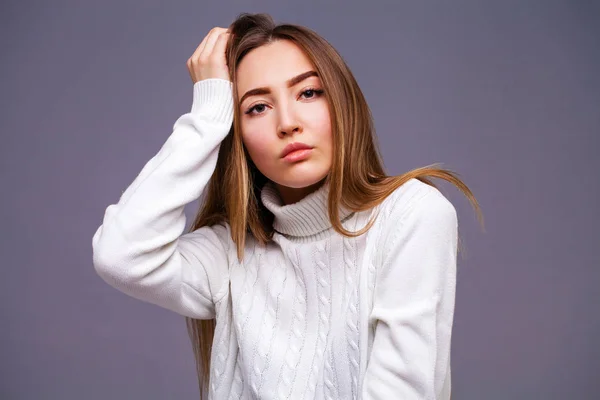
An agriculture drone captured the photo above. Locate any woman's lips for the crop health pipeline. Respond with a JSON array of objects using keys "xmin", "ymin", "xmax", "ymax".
[{"xmin": 282, "ymin": 148, "xmax": 313, "ymax": 162}]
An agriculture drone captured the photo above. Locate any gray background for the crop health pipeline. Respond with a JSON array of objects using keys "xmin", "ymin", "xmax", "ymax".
[{"xmin": 2, "ymin": 0, "xmax": 598, "ymax": 399}]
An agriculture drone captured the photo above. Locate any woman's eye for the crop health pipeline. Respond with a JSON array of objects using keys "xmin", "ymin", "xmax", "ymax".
[
  {"xmin": 245, "ymin": 103, "xmax": 267, "ymax": 115},
  {"xmin": 300, "ymin": 88, "xmax": 324, "ymax": 99}
]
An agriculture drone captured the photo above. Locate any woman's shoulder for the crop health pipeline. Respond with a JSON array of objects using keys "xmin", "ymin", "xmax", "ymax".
[
  {"xmin": 183, "ymin": 220, "xmax": 234, "ymax": 254},
  {"xmin": 189, "ymin": 221, "xmax": 266, "ymax": 261},
  {"xmin": 376, "ymin": 178, "xmax": 457, "ymax": 225}
]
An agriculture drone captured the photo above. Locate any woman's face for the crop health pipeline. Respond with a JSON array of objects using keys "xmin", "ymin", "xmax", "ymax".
[{"xmin": 236, "ymin": 39, "xmax": 333, "ymax": 203}]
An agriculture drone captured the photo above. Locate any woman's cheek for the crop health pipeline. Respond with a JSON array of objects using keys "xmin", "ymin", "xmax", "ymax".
[
  {"xmin": 310, "ymin": 103, "xmax": 332, "ymax": 133},
  {"xmin": 243, "ymin": 130, "xmax": 273, "ymax": 165}
]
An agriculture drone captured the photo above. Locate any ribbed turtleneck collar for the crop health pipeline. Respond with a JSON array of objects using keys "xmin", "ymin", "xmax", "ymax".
[{"xmin": 260, "ymin": 181, "xmax": 354, "ymax": 238}]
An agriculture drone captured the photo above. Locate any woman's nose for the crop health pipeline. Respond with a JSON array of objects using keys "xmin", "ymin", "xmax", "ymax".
[{"xmin": 277, "ymin": 103, "xmax": 302, "ymax": 136}]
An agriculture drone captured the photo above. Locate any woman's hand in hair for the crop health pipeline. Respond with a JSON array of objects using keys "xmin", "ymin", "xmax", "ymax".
[{"xmin": 187, "ymin": 27, "xmax": 231, "ymax": 83}]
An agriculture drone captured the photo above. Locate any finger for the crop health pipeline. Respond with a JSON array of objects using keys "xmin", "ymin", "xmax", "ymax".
[
  {"xmin": 211, "ymin": 32, "xmax": 231, "ymax": 64},
  {"xmin": 199, "ymin": 27, "xmax": 228, "ymax": 59},
  {"xmin": 190, "ymin": 31, "xmax": 211, "ymax": 61},
  {"xmin": 190, "ymin": 27, "xmax": 224, "ymax": 60}
]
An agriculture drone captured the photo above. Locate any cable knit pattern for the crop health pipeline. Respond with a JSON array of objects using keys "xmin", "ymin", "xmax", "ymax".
[
  {"xmin": 304, "ymin": 240, "xmax": 331, "ymax": 399},
  {"xmin": 210, "ymin": 300, "xmax": 229, "ymax": 394},
  {"xmin": 209, "ymin": 238, "xmax": 241, "ymax": 396},
  {"xmin": 256, "ymin": 254, "xmax": 289, "ymax": 397},
  {"xmin": 276, "ymin": 248, "xmax": 306, "ymax": 399},
  {"xmin": 237, "ymin": 251, "xmax": 263, "ymax": 396},
  {"xmin": 343, "ymin": 234, "xmax": 360, "ymax": 399},
  {"xmin": 229, "ymin": 243, "xmax": 260, "ymax": 397},
  {"xmin": 92, "ymin": 78, "xmax": 458, "ymax": 399},
  {"xmin": 231, "ymin": 351, "xmax": 244, "ymax": 399},
  {"xmin": 248, "ymin": 251, "xmax": 275, "ymax": 394},
  {"xmin": 324, "ymin": 344, "xmax": 338, "ymax": 400}
]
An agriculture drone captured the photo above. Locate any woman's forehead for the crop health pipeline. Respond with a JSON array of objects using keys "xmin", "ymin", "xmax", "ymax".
[{"xmin": 236, "ymin": 40, "xmax": 317, "ymax": 94}]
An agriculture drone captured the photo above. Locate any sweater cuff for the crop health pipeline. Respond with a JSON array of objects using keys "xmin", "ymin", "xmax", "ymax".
[{"xmin": 191, "ymin": 78, "xmax": 234, "ymax": 125}]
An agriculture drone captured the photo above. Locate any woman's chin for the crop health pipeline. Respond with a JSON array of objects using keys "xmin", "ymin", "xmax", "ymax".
[{"xmin": 270, "ymin": 173, "xmax": 328, "ymax": 190}]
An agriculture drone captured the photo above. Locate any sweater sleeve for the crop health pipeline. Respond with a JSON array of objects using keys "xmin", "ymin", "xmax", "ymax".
[
  {"xmin": 362, "ymin": 189, "xmax": 458, "ymax": 399},
  {"xmin": 91, "ymin": 78, "xmax": 234, "ymax": 319}
]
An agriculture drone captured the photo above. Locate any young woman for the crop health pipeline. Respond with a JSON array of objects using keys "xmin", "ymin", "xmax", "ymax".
[{"xmin": 93, "ymin": 13, "xmax": 482, "ymax": 400}]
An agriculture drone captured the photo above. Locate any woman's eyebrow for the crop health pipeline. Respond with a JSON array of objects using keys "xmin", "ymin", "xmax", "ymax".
[{"xmin": 239, "ymin": 70, "xmax": 319, "ymax": 104}]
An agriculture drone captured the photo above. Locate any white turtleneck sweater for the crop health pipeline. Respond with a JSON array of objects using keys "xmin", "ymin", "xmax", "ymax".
[{"xmin": 92, "ymin": 79, "xmax": 458, "ymax": 400}]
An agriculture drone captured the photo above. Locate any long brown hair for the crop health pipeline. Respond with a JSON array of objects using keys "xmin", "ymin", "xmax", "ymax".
[{"xmin": 185, "ymin": 12, "xmax": 484, "ymax": 398}]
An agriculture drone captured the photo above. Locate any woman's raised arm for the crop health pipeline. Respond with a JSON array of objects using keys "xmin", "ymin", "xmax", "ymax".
[{"xmin": 92, "ymin": 28, "xmax": 235, "ymax": 319}]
